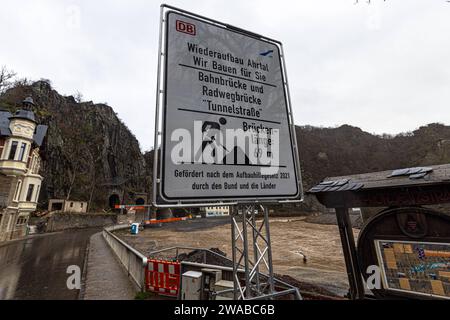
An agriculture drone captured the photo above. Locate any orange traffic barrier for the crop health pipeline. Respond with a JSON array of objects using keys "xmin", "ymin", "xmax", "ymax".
[
  {"xmin": 145, "ymin": 217, "xmax": 188, "ymax": 224},
  {"xmin": 114, "ymin": 205, "xmax": 146, "ymax": 211}
]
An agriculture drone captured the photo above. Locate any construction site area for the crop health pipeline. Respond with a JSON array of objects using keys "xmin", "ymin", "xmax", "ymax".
[{"xmin": 113, "ymin": 215, "xmax": 357, "ymax": 299}]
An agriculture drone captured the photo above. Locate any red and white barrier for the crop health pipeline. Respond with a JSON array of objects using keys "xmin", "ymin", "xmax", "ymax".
[{"xmin": 145, "ymin": 259, "xmax": 181, "ymax": 297}]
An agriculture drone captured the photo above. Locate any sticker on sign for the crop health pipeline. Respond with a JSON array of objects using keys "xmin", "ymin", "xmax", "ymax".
[
  {"xmin": 157, "ymin": 9, "xmax": 302, "ymax": 203},
  {"xmin": 176, "ymin": 20, "xmax": 196, "ymax": 35}
]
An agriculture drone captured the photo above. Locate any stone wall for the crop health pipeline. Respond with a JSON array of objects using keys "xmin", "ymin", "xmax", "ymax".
[
  {"xmin": 0, "ymin": 175, "xmax": 13, "ymax": 208},
  {"xmin": 0, "ymin": 209, "xmax": 21, "ymax": 242},
  {"xmin": 46, "ymin": 213, "xmax": 117, "ymax": 232},
  {"xmin": 10, "ymin": 225, "xmax": 26, "ymax": 240}
]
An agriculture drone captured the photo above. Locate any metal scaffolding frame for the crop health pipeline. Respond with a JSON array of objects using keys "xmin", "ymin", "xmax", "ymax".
[{"xmin": 231, "ymin": 204, "xmax": 286, "ymax": 300}]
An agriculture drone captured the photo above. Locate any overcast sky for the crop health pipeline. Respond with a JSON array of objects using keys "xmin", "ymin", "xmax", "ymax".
[{"xmin": 1, "ymin": 0, "xmax": 449, "ymax": 151}]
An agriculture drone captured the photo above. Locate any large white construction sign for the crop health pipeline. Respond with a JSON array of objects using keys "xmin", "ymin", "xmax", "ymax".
[{"xmin": 160, "ymin": 10, "xmax": 301, "ymax": 202}]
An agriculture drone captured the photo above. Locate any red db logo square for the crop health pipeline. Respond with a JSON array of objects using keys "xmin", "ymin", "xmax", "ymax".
[{"xmin": 176, "ymin": 20, "xmax": 196, "ymax": 36}]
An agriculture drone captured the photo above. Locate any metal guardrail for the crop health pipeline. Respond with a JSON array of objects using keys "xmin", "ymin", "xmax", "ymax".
[
  {"xmin": 149, "ymin": 246, "xmax": 233, "ymax": 264},
  {"xmin": 102, "ymin": 224, "xmax": 147, "ymax": 291}
]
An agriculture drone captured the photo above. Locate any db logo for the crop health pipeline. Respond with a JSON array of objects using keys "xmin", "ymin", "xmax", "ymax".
[{"xmin": 176, "ymin": 20, "xmax": 196, "ymax": 36}]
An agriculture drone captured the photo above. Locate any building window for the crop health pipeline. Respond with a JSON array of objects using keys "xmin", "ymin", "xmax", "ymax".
[
  {"xmin": 18, "ymin": 143, "xmax": 27, "ymax": 161},
  {"xmin": 13, "ymin": 180, "xmax": 22, "ymax": 202},
  {"xmin": 70, "ymin": 202, "xmax": 74, "ymax": 207},
  {"xmin": 34, "ymin": 185, "xmax": 40, "ymax": 202},
  {"xmin": 7, "ymin": 215, "xmax": 14, "ymax": 230},
  {"xmin": 8, "ymin": 141, "xmax": 18, "ymax": 160},
  {"xmin": 34, "ymin": 157, "xmax": 41, "ymax": 174},
  {"xmin": 26, "ymin": 184, "xmax": 35, "ymax": 202},
  {"xmin": 16, "ymin": 217, "xmax": 28, "ymax": 225},
  {"xmin": 80, "ymin": 203, "xmax": 83, "ymax": 208}
]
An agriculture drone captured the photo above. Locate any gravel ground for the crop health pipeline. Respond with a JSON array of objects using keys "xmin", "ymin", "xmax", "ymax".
[{"xmin": 305, "ymin": 213, "xmax": 363, "ymax": 228}]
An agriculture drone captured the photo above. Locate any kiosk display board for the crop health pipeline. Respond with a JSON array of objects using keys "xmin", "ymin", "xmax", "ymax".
[{"xmin": 375, "ymin": 240, "xmax": 450, "ymax": 299}]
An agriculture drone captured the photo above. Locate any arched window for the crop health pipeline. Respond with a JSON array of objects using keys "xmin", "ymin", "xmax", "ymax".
[
  {"xmin": 13, "ymin": 180, "xmax": 22, "ymax": 202},
  {"xmin": 26, "ymin": 184, "xmax": 35, "ymax": 202},
  {"xmin": 8, "ymin": 141, "xmax": 18, "ymax": 160}
]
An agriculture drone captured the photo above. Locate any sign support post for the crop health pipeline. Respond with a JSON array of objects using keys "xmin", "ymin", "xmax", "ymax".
[{"xmin": 231, "ymin": 204, "xmax": 279, "ymax": 300}]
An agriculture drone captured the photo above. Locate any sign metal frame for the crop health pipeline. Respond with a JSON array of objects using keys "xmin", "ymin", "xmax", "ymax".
[{"xmin": 153, "ymin": 4, "xmax": 303, "ymax": 207}]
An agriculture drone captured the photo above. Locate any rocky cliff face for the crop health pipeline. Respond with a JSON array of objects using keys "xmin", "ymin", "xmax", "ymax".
[
  {"xmin": 0, "ymin": 81, "xmax": 147, "ymax": 210},
  {"xmin": 144, "ymin": 123, "xmax": 450, "ymax": 213},
  {"xmin": 297, "ymin": 123, "xmax": 450, "ymax": 211},
  {"xmin": 297, "ymin": 123, "xmax": 450, "ymax": 190},
  {"xmin": 2, "ymin": 80, "xmax": 450, "ymax": 214}
]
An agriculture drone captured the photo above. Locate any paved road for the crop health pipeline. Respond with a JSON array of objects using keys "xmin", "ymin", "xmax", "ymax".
[{"xmin": 0, "ymin": 229, "xmax": 99, "ymax": 300}]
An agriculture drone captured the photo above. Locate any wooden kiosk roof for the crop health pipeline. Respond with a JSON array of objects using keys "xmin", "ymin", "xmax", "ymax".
[
  {"xmin": 308, "ymin": 164, "xmax": 450, "ymax": 209},
  {"xmin": 307, "ymin": 163, "xmax": 450, "ymax": 300}
]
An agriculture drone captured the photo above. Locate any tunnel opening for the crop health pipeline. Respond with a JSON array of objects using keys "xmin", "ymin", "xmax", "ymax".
[{"xmin": 109, "ymin": 194, "xmax": 120, "ymax": 210}]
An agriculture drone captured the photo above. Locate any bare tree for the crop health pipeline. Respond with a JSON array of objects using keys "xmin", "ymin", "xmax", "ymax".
[
  {"xmin": 66, "ymin": 170, "xmax": 77, "ymax": 200},
  {"xmin": 74, "ymin": 91, "xmax": 84, "ymax": 103},
  {"xmin": 354, "ymin": 0, "xmax": 386, "ymax": 3},
  {"xmin": 0, "ymin": 66, "xmax": 17, "ymax": 94},
  {"xmin": 13, "ymin": 77, "xmax": 31, "ymax": 87}
]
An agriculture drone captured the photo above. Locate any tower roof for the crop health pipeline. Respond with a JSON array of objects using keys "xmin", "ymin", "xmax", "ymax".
[
  {"xmin": 33, "ymin": 125, "xmax": 48, "ymax": 146},
  {"xmin": 0, "ymin": 97, "xmax": 47, "ymax": 145},
  {"xmin": 9, "ymin": 109, "xmax": 36, "ymax": 123},
  {"xmin": 22, "ymin": 96, "xmax": 35, "ymax": 106},
  {"xmin": 0, "ymin": 110, "xmax": 13, "ymax": 136}
]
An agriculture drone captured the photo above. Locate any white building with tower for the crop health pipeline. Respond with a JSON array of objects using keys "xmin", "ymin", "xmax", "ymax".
[{"xmin": 0, "ymin": 97, "xmax": 47, "ymax": 242}]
